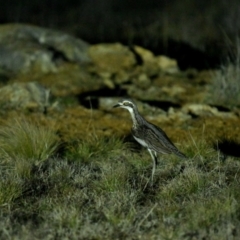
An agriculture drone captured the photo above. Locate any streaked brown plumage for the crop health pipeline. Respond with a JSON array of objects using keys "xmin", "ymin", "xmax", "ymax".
[{"xmin": 113, "ymin": 98, "xmax": 186, "ymax": 183}]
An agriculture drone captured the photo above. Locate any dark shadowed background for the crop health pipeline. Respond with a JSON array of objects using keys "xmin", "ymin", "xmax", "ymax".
[{"xmin": 1, "ymin": 0, "xmax": 240, "ymax": 69}]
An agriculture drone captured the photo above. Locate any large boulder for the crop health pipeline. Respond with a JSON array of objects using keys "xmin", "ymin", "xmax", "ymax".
[
  {"xmin": 88, "ymin": 43, "xmax": 136, "ymax": 73},
  {"xmin": 0, "ymin": 24, "xmax": 90, "ymax": 73}
]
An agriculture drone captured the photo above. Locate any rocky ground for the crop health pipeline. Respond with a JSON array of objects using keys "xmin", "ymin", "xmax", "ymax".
[{"xmin": 0, "ymin": 23, "xmax": 239, "ymax": 158}]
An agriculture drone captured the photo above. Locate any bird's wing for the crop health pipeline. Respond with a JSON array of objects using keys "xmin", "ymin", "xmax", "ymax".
[
  {"xmin": 145, "ymin": 126, "xmax": 175, "ymax": 154},
  {"xmin": 144, "ymin": 122, "xmax": 186, "ymax": 157}
]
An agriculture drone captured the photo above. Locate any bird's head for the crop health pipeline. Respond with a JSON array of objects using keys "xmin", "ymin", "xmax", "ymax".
[{"xmin": 113, "ymin": 99, "xmax": 136, "ymax": 112}]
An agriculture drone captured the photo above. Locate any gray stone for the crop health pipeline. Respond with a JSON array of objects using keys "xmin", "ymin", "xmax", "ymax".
[
  {"xmin": 0, "ymin": 24, "xmax": 90, "ymax": 73},
  {"xmin": 0, "ymin": 82, "xmax": 50, "ymax": 112}
]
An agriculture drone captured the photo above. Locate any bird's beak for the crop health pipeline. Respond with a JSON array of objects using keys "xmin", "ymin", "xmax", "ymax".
[{"xmin": 113, "ymin": 103, "xmax": 121, "ymax": 108}]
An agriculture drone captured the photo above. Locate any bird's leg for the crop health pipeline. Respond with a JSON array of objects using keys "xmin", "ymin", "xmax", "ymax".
[
  {"xmin": 153, "ymin": 151, "xmax": 158, "ymax": 165},
  {"xmin": 148, "ymin": 149, "xmax": 158, "ymax": 185}
]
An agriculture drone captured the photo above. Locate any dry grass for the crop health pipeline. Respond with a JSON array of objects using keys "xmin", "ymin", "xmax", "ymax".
[
  {"xmin": 0, "ymin": 130, "xmax": 239, "ymax": 239},
  {"xmin": 209, "ymin": 40, "xmax": 240, "ymax": 108},
  {"xmin": 210, "ymin": 63, "xmax": 240, "ymax": 108}
]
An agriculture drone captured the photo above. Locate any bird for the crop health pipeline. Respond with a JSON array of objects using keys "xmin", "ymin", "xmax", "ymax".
[{"xmin": 113, "ymin": 98, "xmax": 186, "ymax": 184}]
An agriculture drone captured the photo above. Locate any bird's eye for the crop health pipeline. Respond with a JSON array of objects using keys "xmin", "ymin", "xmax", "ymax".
[{"xmin": 123, "ymin": 102, "xmax": 128, "ymax": 106}]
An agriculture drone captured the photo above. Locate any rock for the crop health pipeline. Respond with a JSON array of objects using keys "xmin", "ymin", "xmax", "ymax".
[
  {"xmin": 161, "ymin": 85, "xmax": 186, "ymax": 97},
  {"xmin": 35, "ymin": 64, "xmax": 105, "ymax": 97},
  {"xmin": 182, "ymin": 103, "xmax": 237, "ymax": 118},
  {"xmin": 133, "ymin": 45, "xmax": 155, "ymax": 63},
  {"xmin": 0, "ymin": 24, "xmax": 90, "ymax": 73},
  {"xmin": 156, "ymin": 55, "xmax": 179, "ymax": 73},
  {"xmin": 133, "ymin": 73, "xmax": 151, "ymax": 89},
  {"xmin": 0, "ymin": 82, "xmax": 50, "ymax": 112},
  {"xmin": 112, "ymin": 70, "xmax": 130, "ymax": 84},
  {"xmin": 133, "ymin": 45, "xmax": 162, "ymax": 77},
  {"xmin": 88, "ymin": 43, "xmax": 136, "ymax": 73},
  {"xmin": 167, "ymin": 107, "xmax": 192, "ymax": 122},
  {"xmin": 99, "ymin": 97, "xmax": 119, "ymax": 110},
  {"xmin": 133, "ymin": 45, "xmax": 179, "ymax": 74}
]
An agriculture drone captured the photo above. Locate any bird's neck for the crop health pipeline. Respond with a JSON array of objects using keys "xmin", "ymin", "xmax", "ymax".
[{"xmin": 128, "ymin": 107, "xmax": 144, "ymax": 129}]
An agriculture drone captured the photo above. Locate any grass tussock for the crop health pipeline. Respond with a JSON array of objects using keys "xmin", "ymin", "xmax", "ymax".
[
  {"xmin": 0, "ymin": 118, "xmax": 60, "ymax": 178},
  {"xmin": 0, "ymin": 175, "xmax": 23, "ymax": 205},
  {"xmin": 209, "ymin": 42, "xmax": 240, "ymax": 108},
  {"xmin": 0, "ymin": 133, "xmax": 240, "ymax": 239},
  {"xmin": 0, "ymin": 118, "xmax": 59, "ymax": 163},
  {"xmin": 210, "ymin": 64, "xmax": 240, "ymax": 108},
  {"xmin": 66, "ymin": 135, "xmax": 127, "ymax": 163}
]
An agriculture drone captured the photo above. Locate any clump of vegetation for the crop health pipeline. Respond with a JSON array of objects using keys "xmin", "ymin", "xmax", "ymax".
[
  {"xmin": 0, "ymin": 174, "xmax": 23, "ymax": 205},
  {"xmin": 209, "ymin": 43, "xmax": 240, "ymax": 108},
  {"xmin": 0, "ymin": 118, "xmax": 59, "ymax": 177},
  {"xmin": 66, "ymin": 135, "xmax": 127, "ymax": 163},
  {"xmin": 210, "ymin": 63, "xmax": 240, "ymax": 107},
  {"xmin": 0, "ymin": 118, "xmax": 59, "ymax": 162}
]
